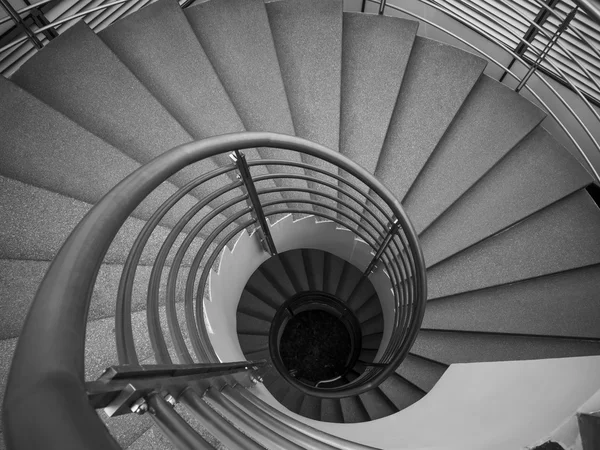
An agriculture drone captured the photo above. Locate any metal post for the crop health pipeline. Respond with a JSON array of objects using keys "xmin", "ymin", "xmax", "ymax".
[
  {"xmin": 361, "ymin": 0, "xmax": 366, "ymax": 13},
  {"xmin": 0, "ymin": 0, "xmax": 43, "ymax": 49},
  {"xmin": 363, "ymin": 219, "xmax": 399, "ymax": 276},
  {"xmin": 515, "ymin": 7, "xmax": 578, "ymax": 93},
  {"xmin": 230, "ymin": 151, "xmax": 277, "ymax": 256},
  {"xmin": 378, "ymin": 0, "xmax": 387, "ymax": 15},
  {"xmin": 30, "ymin": 8, "xmax": 58, "ymax": 41},
  {"xmin": 499, "ymin": 0, "xmax": 560, "ymax": 83}
]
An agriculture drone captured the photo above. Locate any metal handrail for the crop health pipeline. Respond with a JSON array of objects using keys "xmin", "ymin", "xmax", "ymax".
[
  {"xmin": 365, "ymin": 0, "xmax": 600, "ymax": 183},
  {"xmin": 3, "ymin": 133, "xmax": 426, "ymax": 449}
]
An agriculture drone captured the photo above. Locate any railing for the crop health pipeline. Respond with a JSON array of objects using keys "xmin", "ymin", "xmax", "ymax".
[
  {"xmin": 2, "ymin": 132, "xmax": 426, "ymax": 449},
  {"xmin": 366, "ymin": 0, "xmax": 600, "ymax": 184}
]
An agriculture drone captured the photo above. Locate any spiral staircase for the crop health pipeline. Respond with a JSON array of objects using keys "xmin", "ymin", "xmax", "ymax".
[{"xmin": 2, "ymin": 0, "xmax": 600, "ymax": 448}]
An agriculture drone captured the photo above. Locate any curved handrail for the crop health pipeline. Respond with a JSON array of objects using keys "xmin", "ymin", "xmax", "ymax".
[{"xmin": 2, "ymin": 132, "xmax": 426, "ymax": 450}]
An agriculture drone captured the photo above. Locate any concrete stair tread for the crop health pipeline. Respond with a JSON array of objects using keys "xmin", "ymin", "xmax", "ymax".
[
  {"xmin": 0, "ymin": 76, "xmax": 199, "ymax": 230},
  {"xmin": 377, "ymin": 373, "xmax": 425, "ymax": 412},
  {"xmin": 245, "ymin": 269, "xmax": 288, "ymax": 310},
  {"xmin": 280, "ymin": 387, "xmax": 305, "ymax": 415},
  {"xmin": 235, "ymin": 311, "xmax": 272, "ymax": 336},
  {"xmin": 184, "ymin": 0, "xmax": 311, "ymax": 209},
  {"xmin": 237, "ymin": 333, "xmax": 270, "ymax": 356},
  {"xmin": 0, "ymin": 259, "xmax": 190, "ymax": 342},
  {"xmin": 323, "ymin": 251, "xmax": 346, "ymax": 295},
  {"xmin": 423, "ymin": 264, "xmax": 600, "ymax": 339},
  {"xmin": 0, "ymin": 176, "xmax": 207, "ymax": 265},
  {"xmin": 353, "ymin": 293, "xmax": 380, "ymax": 322},
  {"xmin": 403, "ymin": 75, "xmax": 547, "ymax": 233},
  {"xmin": 346, "ymin": 369, "xmax": 397, "ymax": 419},
  {"xmin": 427, "ymin": 189, "xmax": 600, "ymax": 299},
  {"xmin": 266, "ymin": 0, "xmax": 342, "ymax": 212},
  {"xmin": 279, "ymin": 249, "xmax": 310, "ymax": 293},
  {"xmin": 320, "ymin": 398, "xmax": 344, "ymax": 423},
  {"xmin": 259, "ymin": 255, "xmax": 297, "ymax": 300},
  {"xmin": 396, "ymin": 353, "xmax": 448, "ymax": 393},
  {"xmin": 374, "ymin": 36, "xmax": 487, "ymax": 201},
  {"xmin": 298, "ymin": 394, "xmax": 322, "ymax": 421},
  {"xmin": 411, "ymin": 330, "xmax": 600, "ymax": 364},
  {"xmin": 339, "ymin": 12, "xmax": 418, "ymax": 175},
  {"xmin": 420, "ymin": 126, "xmax": 593, "ymax": 267},
  {"xmin": 237, "ymin": 290, "xmax": 278, "ymax": 322},
  {"xmin": 339, "ymin": 395, "xmax": 370, "ymax": 423},
  {"xmin": 302, "ymin": 249, "xmax": 325, "ymax": 292}
]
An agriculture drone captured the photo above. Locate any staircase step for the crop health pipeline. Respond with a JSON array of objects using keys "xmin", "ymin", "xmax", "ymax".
[
  {"xmin": 235, "ymin": 311, "xmax": 271, "ymax": 336},
  {"xmin": 126, "ymin": 425, "xmax": 179, "ymax": 450},
  {"xmin": 411, "ymin": 330, "xmax": 600, "ymax": 364},
  {"xmin": 0, "ymin": 77, "xmax": 199, "ymax": 230},
  {"xmin": 377, "ymin": 373, "xmax": 424, "ymax": 411},
  {"xmin": 302, "ymin": 249, "xmax": 325, "ymax": 292},
  {"xmin": 10, "ymin": 22, "xmax": 232, "ymax": 219},
  {"xmin": 428, "ymin": 189, "xmax": 600, "ymax": 299},
  {"xmin": 236, "ymin": 333, "xmax": 270, "ymax": 356},
  {"xmin": 237, "ymin": 290, "xmax": 278, "ymax": 322},
  {"xmin": 403, "ymin": 75, "xmax": 546, "ymax": 233},
  {"xmin": 320, "ymin": 398, "xmax": 344, "ymax": 423},
  {"xmin": 423, "ymin": 265, "xmax": 600, "ymax": 339},
  {"xmin": 339, "ymin": 12, "xmax": 418, "ymax": 175},
  {"xmin": 0, "ymin": 176, "xmax": 204, "ymax": 265},
  {"xmin": 243, "ymin": 348, "xmax": 271, "ymax": 363},
  {"xmin": 99, "ymin": 0, "xmax": 242, "ymax": 147},
  {"xmin": 346, "ymin": 277, "xmax": 376, "ymax": 311},
  {"xmin": 360, "ymin": 313, "xmax": 384, "ymax": 337},
  {"xmin": 266, "ymin": 0, "xmax": 343, "ymax": 212},
  {"xmin": 0, "ymin": 259, "xmax": 190, "ymax": 341},
  {"xmin": 298, "ymin": 395, "xmax": 322, "ymax": 421},
  {"xmin": 362, "ymin": 332, "xmax": 383, "ymax": 350},
  {"xmin": 245, "ymin": 269, "xmax": 289, "ymax": 309},
  {"xmin": 280, "ymin": 388, "xmax": 305, "ymax": 414},
  {"xmin": 375, "ymin": 37, "xmax": 486, "ymax": 201},
  {"xmin": 354, "ymin": 294, "xmax": 381, "ymax": 323},
  {"xmin": 420, "ymin": 126, "xmax": 593, "ymax": 267},
  {"xmin": 279, "ymin": 249, "xmax": 310, "ymax": 293},
  {"xmin": 184, "ymin": 0, "xmax": 311, "ymax": 211},
  {"xmin": 323, "ymin": 251, "xmax": 345, "ymax": 295},
  {"xmin": 396, "ymin": 354, "xmax": 448, "ymax": 392},
  {"xmin": 335, "ymin": 261, "xmax": 359, "ymax": 301},
  {"xmin": 358, "ymin": 388, "xmax": 397, "ymax": 420},
  {"xmin": 258, "ymin": 257, "xmax": 296, "ymax": 301},
  {"xmin": 339, "ymin": 395, "xmax": 370, "ymax": 423}
]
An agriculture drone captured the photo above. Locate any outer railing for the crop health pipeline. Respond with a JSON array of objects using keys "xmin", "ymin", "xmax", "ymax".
[
  {"xmin": 2, "ymin": 132, "xmax": 426, "ymax": 450},
  {"xmin": 368, "ymin": 0, "xmax": 600, "ymax": 184}
]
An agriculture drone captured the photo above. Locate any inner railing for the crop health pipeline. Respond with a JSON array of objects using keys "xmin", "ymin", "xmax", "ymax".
[{"xmin": 2, "ymin": 132, "xmax": 426, "ymax": 450}]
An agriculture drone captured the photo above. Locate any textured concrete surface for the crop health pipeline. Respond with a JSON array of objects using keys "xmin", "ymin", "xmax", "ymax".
[
  {"xmin": 266, "ymin": 0, "xmax": 343, "ymax": 212},
  {"xmin": 395, "ymin": 354, "xmax": 448, "ymax": 392},
  {"xmin": 126, "ymin": 425, "xmax": 179, "ymax": 450},
  {"xmin": 0, "ymin": 338, "xmax": 16, "ymax": 434},
  {"xmin": 0, "ymin": 176, "xmax": 206, "ymax": 265},
  {"xmin": 98, "ymin": 0, "xmax": 252, "ymax": 214},
  {"xmin": 185, "ymin": 0, "xmax": 311, "ymax": 210},
  {"xmin": 427, "ymin": 189, "xmax": 600, "ymax": 299},
  {"xmin": 340, "ymin": 396, "xmax": 369, "ymax": 423},
  {"xmin": 10, "ymin": 22, "xmax": 232, "ymax": 220},
  {"xmin": 0, "ymin": 77, "xmax": 200, "ymax": 230},
  {"xmin": 403, "ymin": 75, "xmax": 547, "ymax": 233},
  {"xmin": 374, "ymin": 37, "xmax": 487, "ymax": 201},
  {"xmin": 378, "ymin": 374, "xmax": 423, "ymax": 411},
  {"xmin": 420, "ymin": 126, "xmax": 593, "ymax": 267},
  {"xmin": 412, "ymin": 330, "xmax": 600, "ymax": 364},
  {"xmin": 423, "ymin": 264, "xmax": 600, "ymax": 339},
  {"xmin": 358, "ymin": 386, "xmax": 398, "ymax": 420},
  {"xmin": 339, "ymin": 13, "xmax": 418, "ymax": 174}
]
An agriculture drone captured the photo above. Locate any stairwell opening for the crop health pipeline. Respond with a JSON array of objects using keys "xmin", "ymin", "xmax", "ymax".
[{"xmin": 279, "ymin": 308, "xmax": 352, "ymax": 384}]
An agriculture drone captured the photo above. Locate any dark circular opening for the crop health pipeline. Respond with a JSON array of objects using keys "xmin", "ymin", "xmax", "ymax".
[{"xmin": 279, "ymin": 309, "xmax": 352, "ymax": 383}]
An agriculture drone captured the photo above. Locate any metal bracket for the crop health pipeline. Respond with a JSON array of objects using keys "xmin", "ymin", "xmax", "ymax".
[
  {"xmin": 85, "ymin": 360, "xmax": 266, "ymax": 417},
  {"xmin": 230, "ymin": 151, "xmax": 277, "ymax": 256}
]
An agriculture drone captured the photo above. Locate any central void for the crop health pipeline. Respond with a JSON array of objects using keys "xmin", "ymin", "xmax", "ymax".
[{"xmin": 279, "ymin": 309, "xmax": 352, "ymax": 383}]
